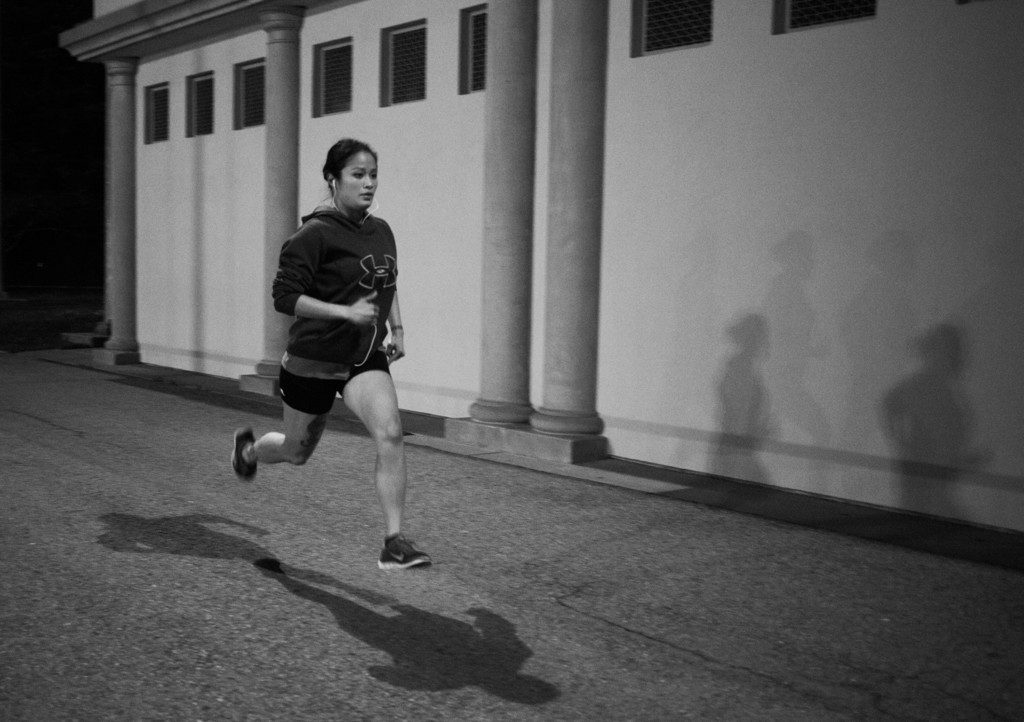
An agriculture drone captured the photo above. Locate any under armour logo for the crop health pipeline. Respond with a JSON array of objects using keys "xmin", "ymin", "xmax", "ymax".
[{"xmin": 359, "ymin": 254, "xmax": 397, "ymax": 290}]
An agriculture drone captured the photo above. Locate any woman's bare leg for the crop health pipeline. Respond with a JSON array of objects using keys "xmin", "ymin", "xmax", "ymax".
[
  {"xmin": 253, "ymin": 403, "xmax": 329, "ymax": 466},
  {"xmin": 341, "ymin": 370, "xmax": 406, "ymax": 537}
]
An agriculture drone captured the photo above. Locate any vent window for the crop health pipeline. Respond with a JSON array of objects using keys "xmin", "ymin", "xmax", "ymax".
[
  {"xmin": 381, "ymin": 20, "xmax": 427, "ymax": 107},
  {"xmin": 144, "ymin": 83, "xmax": 169, "ymax": 144},
  {"xmin": 773, "ymin": 0, "xmax": 877, "ymax": 34},
  {"xmin": 314, "ymin": 40, "xmax": 353, "ymax": 116},
  {"xmin": 459, "ymin": 5, "xmax": 487, "ymax": 94},
  {"xmin": 234, "ymin": 60, "xmax": 265, "ymax": 129},
  {"xmin": 631, "ymin": 0, "xmax": 713, "ymax": 57},
  {"xmin": 186, "ymin": 72, "xmax": 214, "ymax": 137}
]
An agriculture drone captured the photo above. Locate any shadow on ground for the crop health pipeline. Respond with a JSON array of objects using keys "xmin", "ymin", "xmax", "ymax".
[{"xmin": 96, "ymin": 513, "xmax": 559, "ymax": 704}]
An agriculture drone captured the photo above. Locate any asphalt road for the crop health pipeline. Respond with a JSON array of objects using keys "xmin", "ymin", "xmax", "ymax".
[{"xmin": 2, "ymin": 350, "xmax": 1022, "ymax": 721}]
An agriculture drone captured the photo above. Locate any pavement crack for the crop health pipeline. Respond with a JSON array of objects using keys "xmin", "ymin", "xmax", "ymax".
[
  {"xmin": 3, "ymin": 408, "xmax": 86, "ymax": 437},
  {"xmin": 552, "ymin": 586, "xmax": 910, "ymax": 720},
  {"xmin": 555, "ymin": 586, "xmax": 1016, "ymax": 721},
  {"xmin": 553, "ymin": 584, "xmax": 787, "ymax": 676}
]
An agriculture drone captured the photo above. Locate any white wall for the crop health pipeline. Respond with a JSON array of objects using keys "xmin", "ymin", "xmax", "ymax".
[
  {"xmin": 136, "ymin": 33, "xmax": 268, "ymax": 378},
  {"xmin": 135, "ymin": 1, "xmax": 487, "ymax": 407},
  {"xmin": 131, "ymin": 0, "xmax": 1024, "ymax": 531},
  {"xmin": 600, "ymin": 0, "xmax": 1024, "ymax": 529},
  {"xmin": 300, "ymin": 1, "xmax": 486, "ymax": 419},
  {"xmin": 284, "ymin": 0, "xmax": 550, "ymax": 430}
]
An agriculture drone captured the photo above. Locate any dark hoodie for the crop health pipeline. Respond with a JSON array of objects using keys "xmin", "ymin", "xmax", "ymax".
[{"xmin": 272, "ymin": 207, "xmax": 398, "ymax": 366}]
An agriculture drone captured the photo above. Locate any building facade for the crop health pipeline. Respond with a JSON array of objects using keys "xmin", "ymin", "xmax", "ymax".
[{"xmin": 62, "ymin": 0, "xmax": 1024, "ymax": 531}]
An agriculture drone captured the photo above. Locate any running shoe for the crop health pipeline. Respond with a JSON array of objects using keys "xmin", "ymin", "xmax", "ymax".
[
  {"xmin": 232, "ymin": 427, "xmax": 257, "ymax": 481},
  {"xmin": 378, "ymin": 535, "xmax": 432, "ymax": 570}
]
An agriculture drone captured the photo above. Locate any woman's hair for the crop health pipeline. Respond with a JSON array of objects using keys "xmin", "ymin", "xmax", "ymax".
[{"xmin": 322, "ymin": 138, "xmax": 378, "ymax": 184}]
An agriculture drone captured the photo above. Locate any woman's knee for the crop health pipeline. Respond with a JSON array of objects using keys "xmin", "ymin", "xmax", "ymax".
[
  {"xmin": 370, "ymin": 415, "xmax": 404, "ymax": 449},
  {"xmin": 280, "ymin": 411, "xmax": 327, "ymax": 465},
  {"xmin": 283, "ymin": 438, "xmax": 317, "ymax": 465}
]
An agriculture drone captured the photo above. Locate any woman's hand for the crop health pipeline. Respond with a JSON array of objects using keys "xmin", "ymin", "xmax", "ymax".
[
  {"xmin": 343, "ymin": 291, "xmax": 379, "ymax": 326},
  {"xmin": 386, "ymin": 328, "xmax": 405, "ymax": 364}
]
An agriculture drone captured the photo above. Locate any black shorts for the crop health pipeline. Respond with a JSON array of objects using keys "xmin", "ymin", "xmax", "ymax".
[{"xmin": 279, "ymin": 350, "xmax": 390, "ymax": 415}]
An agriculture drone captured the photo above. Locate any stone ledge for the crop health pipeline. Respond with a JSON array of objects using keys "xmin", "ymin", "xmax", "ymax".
[
  {"xmin": 239, "ymin": 374, "xmax": 280, "ymax": 397},
  {"xmin": 61, "ymin": 332, "xmax": 108, "ymax": 348},
  {"xmin": 445, "ymin": 418, "xmax": 608, "ymax": 464}
]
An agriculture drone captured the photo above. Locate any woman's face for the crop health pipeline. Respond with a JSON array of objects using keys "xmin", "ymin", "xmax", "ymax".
[{"xmin": 332, "ymin": 151, "xmax": 377, "ymax": 217}]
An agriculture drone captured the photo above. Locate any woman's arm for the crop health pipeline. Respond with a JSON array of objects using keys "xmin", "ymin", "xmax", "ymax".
[
  {"xmin": 294, "ymin": 292, "xmax": 379, "ymax": 326},
  {"xmin": 388, "ymin": 291, "xmax": 403, "ymax": 332},
  {"xmin": 386, "ymin": 291, "xmax": 405, "ymax": 363}
]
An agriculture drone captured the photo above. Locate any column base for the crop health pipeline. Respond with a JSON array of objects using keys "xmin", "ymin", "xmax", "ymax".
[
  {"xmin": 469, "ymin": 398, "xmax": 534, "ymax": 425},
  {"xmin": 530, "ymin": 407, "xmax": 605, "ymax": 435},
  {"xmin": 446, "ymin": 418, "xmax": 607, "ymax": 464},
  {"xmin": 93, "ymin": 347, "xmax": 140, "ymax": 366}
]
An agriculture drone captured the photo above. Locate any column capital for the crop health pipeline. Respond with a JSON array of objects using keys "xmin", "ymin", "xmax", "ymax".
[
  {"xmin": 259, "ymin": 5, "xmax": 305, "ymax": 37},
  {"xmin": 103, "ymin": 57, "xmax": 138, "ymax": 82}
]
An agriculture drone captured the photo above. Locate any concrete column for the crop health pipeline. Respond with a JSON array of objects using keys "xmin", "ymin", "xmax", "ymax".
[
  {"xmin": 241, "ymin": 6, "xmax": 304, "ymax": 395},
  {"xmin": 95, "ymin": 58, "xmax": 140, "ymax": 366},
  {"xmin": 530, "ymin": 0, "xmax": 608, "ymax": 436},
  {"xmin": 469, "ymin": 0, "xmax": 539, "ymax": 424}
]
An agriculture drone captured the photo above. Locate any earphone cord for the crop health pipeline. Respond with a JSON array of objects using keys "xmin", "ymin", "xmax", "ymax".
[{"xmin": 327, "ymin": 181, "xmax": 379, "ymax": 222}]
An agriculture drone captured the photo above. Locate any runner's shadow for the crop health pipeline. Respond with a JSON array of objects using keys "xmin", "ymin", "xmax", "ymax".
[
  {"xmin": 96, "ymin": 512, "xmax": 391, "ymax": 604},
  {"xmin": 255, "ymin": 561, "xmax": 558, "ymax": 703},
  {"xmin": 96, "ymin": 513, "xmax": 559, "ymax": 704},
  {"xmin": 97, "ymin": 512, "xmax": 272, "ymax": 560}
]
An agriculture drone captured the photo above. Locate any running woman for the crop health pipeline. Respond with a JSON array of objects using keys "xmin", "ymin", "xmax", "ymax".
[{"xmin": 232, "ymin": 138, "xmax": 430, "ymax": 570}]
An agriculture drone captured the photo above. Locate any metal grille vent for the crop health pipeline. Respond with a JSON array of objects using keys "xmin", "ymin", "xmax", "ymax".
[
  {"xmin": 146, "ymin": 84, "xmax": 169, "ymax": 144},
  {"xmin": 390, "ymin": 26, "xmax": 427, "ymax": 104},
  {"xmin": 189, "ymin": 75, "xmax": 214, "ymax": 137},
  {"xmin": 644, "ymin": 0, "xmax": 713, "ymax": 53},
  {"xmin": 786, "ymin": 0, "xmax": 876, "ymax": 31},
  {"xmin": 240, "ymin": 64, "xmax": 264, "ymax": 128},
  {"xmin": 322, "ymin": 43, "xmax": 353, "ymax": 114},
  {"xmin": 469, "ymin": 10, "xmax": 487, "ymax": 92}
]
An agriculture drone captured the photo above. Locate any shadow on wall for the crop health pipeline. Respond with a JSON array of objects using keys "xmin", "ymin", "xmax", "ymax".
[
  {"xmin": 760, "ymin": 231, "xmax": 831, "ymax": 481},
  {"xmin": 961, "ymin": 228, "xmax": 1024, "ymax": 473},
  {"xmin": 839, "ymin": 230, "xmax": 918, "ymax": 456},
  {"xmin": 96, "ymin": 513, "xmax": 559, "ymax": 704},
  {"xmin": 695, "ymin": 230, "xmax": 1022, "ymax": 528},
  {"xmin": 710, "ymin": 313, "xmax": 772, "ymax": 484},
  {"xmin": 880, "ymin": 323, "xmax": 990, "ymax": 519}
]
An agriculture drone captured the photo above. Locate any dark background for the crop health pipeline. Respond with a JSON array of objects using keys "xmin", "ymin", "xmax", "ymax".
[{"xmin": 2, "ymin": 0, "xmax": 105, "ymax": 289}]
